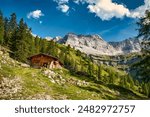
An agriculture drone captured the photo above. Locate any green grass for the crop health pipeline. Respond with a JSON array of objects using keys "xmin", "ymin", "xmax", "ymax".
[{"xmin": 0, "ymin": 63, "xmax": 147, "ymax": 99}]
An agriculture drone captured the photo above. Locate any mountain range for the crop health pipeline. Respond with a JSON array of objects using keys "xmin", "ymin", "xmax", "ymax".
[{"xmin": 52, "ymin": 33, "xmax": 142, "ymax": 56}]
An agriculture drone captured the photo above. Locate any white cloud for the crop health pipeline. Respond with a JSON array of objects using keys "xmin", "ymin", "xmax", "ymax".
[
  {"xmin": 129, "ymin": 0, "xmax": 150, "ymax": 18},
  {"xmin": 53, "ymin": 0, "xmax": 69, "ymax": 4},
  {"xmin": 57, "ymin": 4, "xmax": 70, "ymax": 13},
  {"xmin": 54, "ymin": 0, "xmax": 150, "ymax": 20},
  {"xmin": 73, "ymin": 0, "xmax": 85, "ymax": 4},
  {"xmin": 87, "ymin": 0, "xmax": 130, "ymax": 20},
  {"xmin": 53, "ymin": 0, "xmax": 70, "ymax": 13},
  {"xmin": 27, "ymin": 10, "xmax": 44, "ymax": 19},
  {"xmin": 85, "ymin": 0, "xmax": 150, "ymax": 20}
]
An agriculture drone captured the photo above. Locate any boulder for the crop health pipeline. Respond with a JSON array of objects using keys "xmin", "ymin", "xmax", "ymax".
[{"xmin": 20, "ymin": 63, "xmax": 30, "ymax": 68}]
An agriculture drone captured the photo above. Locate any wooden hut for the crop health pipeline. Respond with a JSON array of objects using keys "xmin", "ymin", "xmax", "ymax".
[{"xmin": 27, "ymin": 53, "xmax": 63, "ymax": 69}]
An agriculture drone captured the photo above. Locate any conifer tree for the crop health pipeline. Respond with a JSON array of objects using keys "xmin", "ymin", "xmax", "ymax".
[
  {"xmin": 144, "ymin": 83, "xmax": 149, "ymax": 97},
  {"xmin": 34, "ymin": 36, "xmax": 40, "ymax": 54},
  {"xmin": 46, "ymin": 40, "xmax": 56, "ymax": 55},
  {"xmin": 88, "ymin": 62, "xmax": 93, "ymax": 77},
  {"xmin": 137, "ymin": 10, "xmax": 150, "ymax": 55},
  {"xmin": 97, "ymin": 65, "xmax": 102, "ymax": 81},
  {"xmin": 123, "ymin": 76, "xmax": 128, "ymax": 88},
  {"xmin": 127, "ymin": 75, "xmax": 134, "ymax": 89},
  {"xmin": 64, "ymin": 52, "xmax": 68, "ymax": 66},
  {"xmin": 9, "ymin": 13, "xmax": 18, "ymax": 50},
  {"xmin": 119, "ymin": 76, "xmax": 124, "ymax": 86},
  {"xmin": 73, "ymin": 59, "xmax": 78, "ymax": 71},
  {"xmin": 136, "ymin": 10, "xmax": 150, "ymax": 82},
  {"xmin": 14, "ymin": 18, "xmax": 30, "ymax": 62},
  {"xmin": 28, "ymin": 29, "xmax": 35, "ymax": 56},
  {"xmin": 0, "ymin": 10, "xmax": 4, "ymax": 45},
  {"xmin": 3, "ymin": 17, "xmax": 10, "ymax": 47},
  {"xmin": 40, "ymin": 39, "xmax": 47, "ymax": 53},
  {"xmin": 109, "ymin": 72, "xmax": 115, "ymax": 84},
  {"xmin": 148, "ymin": 82, "xmax": 150, "ymax": 98},
  {"xmin": 9, "ymin": 13, "xmax": 18, "ymax": 31}
]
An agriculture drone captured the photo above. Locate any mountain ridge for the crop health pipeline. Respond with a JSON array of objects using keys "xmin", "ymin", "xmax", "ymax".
[
  {"xmin": 109, "ymin": 38, "xmax": 142, "ymax": 54},
  {"xmin": 52, "ymin": 33, "xmax": 142, "ymax": 56}
]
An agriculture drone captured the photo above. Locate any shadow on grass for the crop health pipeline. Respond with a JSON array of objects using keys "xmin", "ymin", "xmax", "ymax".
[
  {"xmin": 107, "ymin": 84, "xmax": 147, "ymax": 100},
  {"xmin": 70, "ymin": 71, "xmax": 96, "ymax": 82},
  {"xmin": 78, "ymin": 86, "xmax": 117, "ymax": 100},
  {"xmin": 78, "ymin": 86, "xmax": 102, "ymax": 93}
]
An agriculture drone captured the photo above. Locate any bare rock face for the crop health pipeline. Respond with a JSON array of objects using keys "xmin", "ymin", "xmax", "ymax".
[
  {"xmin": 58, "ymin": 33, "xmax": 117, "ymax": 55},
  {"xmin": 55, "ymin": 33, "xmax": 141, "ymax": 56},
  {"xmin": 109, "ymin": 38, "xmax": 142, "ymax": 54},
  {"xmin": 53, "ymin": 36, "xmax": 62, "ymax": 42}
]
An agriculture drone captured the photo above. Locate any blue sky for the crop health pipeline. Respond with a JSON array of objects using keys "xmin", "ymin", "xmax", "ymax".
[{"xmin": 0, "ymin": 0, "xmax": 149, "ymax": 41}]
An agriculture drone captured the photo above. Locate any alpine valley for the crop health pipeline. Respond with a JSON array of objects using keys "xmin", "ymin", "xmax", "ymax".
[{"xmin": 0, "ymin": 11, "xmax": 150, "ymax": 100}]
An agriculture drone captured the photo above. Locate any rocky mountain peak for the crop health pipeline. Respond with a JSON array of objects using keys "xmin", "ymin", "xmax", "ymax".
[
  {"xmin": 53, "ymin": 36, "xmax": 62, "ymax": 42},
  {"xmin": 53, "ymin": 33, "xmax": 142, "ymax": 56},
  {"xmin": 56, "ymin": 33, "xmax": 117, "ymax": 55},
  {"xmin": 109, "ymin": 38, "xmax": 142, "ymax": 54}
]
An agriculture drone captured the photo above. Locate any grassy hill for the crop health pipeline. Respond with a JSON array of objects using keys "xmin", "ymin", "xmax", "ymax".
[{"xmin": 0, "ymin": 46, "xmax": 147, "ymax": 100}]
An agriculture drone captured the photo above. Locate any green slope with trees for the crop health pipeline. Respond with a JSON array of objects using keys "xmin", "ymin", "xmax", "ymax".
[{"xmin": 129, "ymin": 10, "xmax": 150, "ymax": 97}]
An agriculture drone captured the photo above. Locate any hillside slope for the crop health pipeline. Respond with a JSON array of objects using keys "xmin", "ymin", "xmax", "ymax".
[{"xmin": 0, "ymin": 46, "xmax": 147, "ymax": 100}]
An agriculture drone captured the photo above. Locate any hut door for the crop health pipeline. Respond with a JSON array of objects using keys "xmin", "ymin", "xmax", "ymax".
[{"xmin": 43, "ymin": 63, "xmax": 48, "ymax": 68}]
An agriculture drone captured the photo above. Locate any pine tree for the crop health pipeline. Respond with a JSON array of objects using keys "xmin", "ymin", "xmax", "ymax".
[
  {"xmin": 121, "ymin": 75, "xmax": 128, "ymax": 88},
  {"xmin": 64, "ymin": 52, "xmax": 68, "ymax": 66},
  {"xmin": 9, "ymin": 13, "xmax": 18, "ymax": 31},
  {"xmin": 144, "ymin": 83, "xmax": 149, "ymax": 97},
  {"xmin": 0, "ymin": 10, "xmax": 4, "ymax": 45},
  {"xmin": 34, "ymin": 36, "xmax": 40, "ymax": 54},
  {"xmin": 97, "ymin": 65, "xmax": 102, "ymax": 81},
  {"xmin": 109, "ymin": 72, "xmax": 115, "ymax": 84},
  {"xmin": 58, "ymin": 50, "xmax": 65, "ymax": 63},
  {"xmin": 14, "ymin": 18, "xmax": 30, "ymax": 62},
  {"xmin": 73, "ymin": 59, "xmax": 78, "ymax": 71},
  {"xmin": 46, "ymin": 40, "xmax": 56, "ymax": 55},
  {"xmin": 40, "ymin": 39, "xmax": 47, "ymax": 53},
  {"xmin": 9, "ymin": 13, "xmax": 18, "ymax": 50},
  {"xmin": 76, "ymin": 49, "xmax": 81, "ymax": 56},
  {"xmin": 119, "ymin": 76, "xmax": 124, "ymax": 87},
  {"xmin": 127, "ymin": 75, "xmax": 134, "ymax": 89},
  {"xmin": 88, "ymin": 62, "xmax": 92, "ymax": 76},
  {"xmin": 136, "ymin": 10, "xmax": 150, "ymax": 82},
  {"xmin": 148, "ymin": 82, "xmax": 150, "ymax": 98},
  {"xmin": 28, "ymin": 29, "xmax": 35, "ymax": 56},
  {"xmin": 137, "ymin": 10, "xmax": 150, "ymax": 55},
  {"xmin": 3, "ymin": 17, "xmax": 10, "ymax": 47}
]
